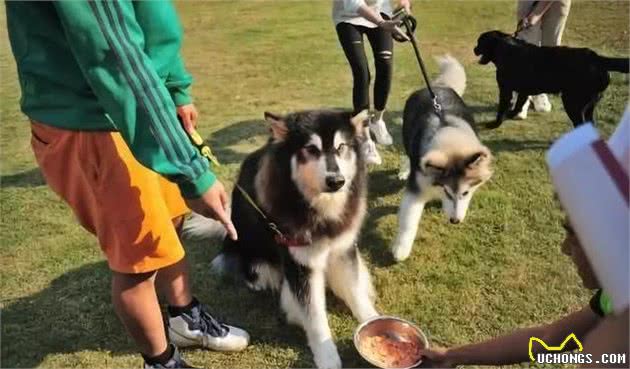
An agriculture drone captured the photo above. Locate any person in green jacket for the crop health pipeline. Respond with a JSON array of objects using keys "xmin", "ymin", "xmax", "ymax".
[{"xmin": 6, "ymin": 1, "xmax": 249, "ymax": 367}]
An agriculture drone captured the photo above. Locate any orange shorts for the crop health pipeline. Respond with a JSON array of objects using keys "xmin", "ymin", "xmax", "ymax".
[{"xmin": 30, "ymin": 121, "xmax": 189, "ymax": 274}]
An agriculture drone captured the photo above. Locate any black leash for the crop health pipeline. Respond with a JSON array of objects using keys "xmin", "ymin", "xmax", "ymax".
[{"xmin": 393, "ymin": 9, "xmax": 442, "ymax": 115}]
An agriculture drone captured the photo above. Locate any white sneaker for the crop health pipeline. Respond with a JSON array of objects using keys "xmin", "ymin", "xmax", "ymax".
[
  {"xmin": 168, "ymin": 300, "xmax": 250, "ymax": 352},
  {"xmin": 179, "ymin": 212, "xmax": 227, "ymax": 243},
  {"xmin": 369, "ymin": 118, "xmax": 393, "ymax": 146},
  {"xmin": 362, "ymin": 140, "xmax": 382, "ymax": 165},
  {"xmin": 531, "ymin": 94, "xmax": 552, "ymax": 112}
]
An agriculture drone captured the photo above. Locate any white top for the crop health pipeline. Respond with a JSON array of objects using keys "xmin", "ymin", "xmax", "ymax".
[{"xmin": 332, "ymin": 0, "xmax": 393, "ymax": 28}]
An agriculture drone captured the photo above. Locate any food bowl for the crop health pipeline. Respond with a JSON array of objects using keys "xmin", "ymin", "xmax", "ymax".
[{"xmin": 354, "ymin": 315, "xmax": 429, "ymax": 369}]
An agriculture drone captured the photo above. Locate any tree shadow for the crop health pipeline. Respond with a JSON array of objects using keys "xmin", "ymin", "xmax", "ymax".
[{"xmin": 1, "ymin": 167, "xmax": 46, "ymax": 188}]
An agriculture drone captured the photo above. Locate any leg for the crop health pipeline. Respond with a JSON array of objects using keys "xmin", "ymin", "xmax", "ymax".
[
  {"xmin": 391, "ymin": 190, "xmax": 426, "ymax": 261},
  {"xmin": 562, "ymin": 93, "xmax": 596, "ymax": 127},
  {"xmin": 365, "ymin": 26, "xmax": 394, "ymax": 145},
  {"xmin": 541, "ymin": 0, "xmax": 571, "ymax": 47},
  {"xmin": 327, "ymin": 246, "xmax": 378, "ymax": 322},
  {"xmin": 280, "ymin": 268, "xmax": 341, "ymax": 369},
  {"xmin": 156, "ymin": 257, "xmax": 193, "ymax": 307},
  {"xmin": 509, "ymin": 92, "xmax": 530, "ymax": 119},
  {"xmin": 398, "ymin": 155, "xmax": 411, "ymax": 180},
  {"xmin": 336, "ymin": 23, "xmax": 371, "ymax": 113},
  {"xmin": 488, "ymin": 86, "xmax": 513, "ymax": 129},
  {"xmin": 112, "ymin": 271, "xmax": 169, "ymax": 357}
]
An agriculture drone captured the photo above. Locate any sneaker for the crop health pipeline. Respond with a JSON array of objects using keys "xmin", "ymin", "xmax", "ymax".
[
  {"xmin": 143, "ymin": 344, "xmax": 197, "ymax": 369},
  {"xmin": 362, "ymin": 139, "xmax": 382, "ymax": 165},
  {"xmin": 369, "ymin": 118, "xmax": 393, "ymax": 146},
  {"xmin": 179, "ymin": 212, "xmax": 227, "ymax": 243},
  {"xmin": 167, "ymin": 299, "xmax": 250, "ymax": 352},
  {"xmin": 531, "ymin": 94, "xmax": 552, "ymax": 112}
]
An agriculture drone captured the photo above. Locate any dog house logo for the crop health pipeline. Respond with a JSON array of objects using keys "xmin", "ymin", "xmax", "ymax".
[{"xmin": 529, "ymin": 333, "xmax": 584, "ymax": 363}]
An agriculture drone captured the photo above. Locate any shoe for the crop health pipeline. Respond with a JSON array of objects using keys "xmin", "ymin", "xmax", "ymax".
[
  {"xmin": 143, "ymin": 345, "xmax": 197, "ymax": 369},
  {"xmin": 179, "ymin": 212, "xmax": 227, "ymax": 243},
  {"xmin": 531, "ymin": 94, "xmax": 552, "ymax": 112},
  {"xmin": 369, "ymin": 118, "xmax": 393, "ymax": 146},
  {"xmin": 167, "ymin": 299, "xmax": 250, "ymax": 352},
  {"xmin": 362, "ymin": 140, "xmax": 382, "ymax": 165}
]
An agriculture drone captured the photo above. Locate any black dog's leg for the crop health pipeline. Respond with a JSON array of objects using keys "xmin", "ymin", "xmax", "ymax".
[
  {"xmin": 487, "ymin": 87, "xmax": 512, "ymax": 129},
  {"xmin": 562, "ymin": 93, "xmax": 597, "ymax": 127},
  {"xmin": 582, "ymin": 93, "xmax": 602, "ymax": 126},
  {"xmin": 509, "ymin": 93, "xmax": 529, "ymax": 119}
]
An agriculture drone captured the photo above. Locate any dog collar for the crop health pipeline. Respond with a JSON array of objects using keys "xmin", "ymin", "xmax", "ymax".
[{"xmin": 274, "ymin": 233, "xmax": 311, "ymax": 248}]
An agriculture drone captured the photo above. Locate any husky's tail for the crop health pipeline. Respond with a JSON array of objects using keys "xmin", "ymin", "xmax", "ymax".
[
  {"xmin": 597, "ymin": 56, "xmax": 629, "ymax": 73},
  {"xmin": 432, "ymin": 54, "xmax": 467, "ymax": 97}
]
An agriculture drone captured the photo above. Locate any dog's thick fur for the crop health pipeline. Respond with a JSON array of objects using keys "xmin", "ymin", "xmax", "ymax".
[
  {"xmin": 392, "ymin": 55, "xmax": 493, "ymax": 262},
  {"xmin": 211, "ymin": 110, "xmax": 377, "ymax": 369},
  {"xmin": 474, "ymin": 30, "xmax": 630, "ymax": 128}
]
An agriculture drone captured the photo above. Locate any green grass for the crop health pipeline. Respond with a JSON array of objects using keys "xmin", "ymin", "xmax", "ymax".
[{"xmin": 1, "ymin": 1, "xmax": 628, "ymax": 368}]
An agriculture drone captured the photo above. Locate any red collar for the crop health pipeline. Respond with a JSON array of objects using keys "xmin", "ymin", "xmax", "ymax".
[{"xmin": 274, "ymin": 234, "xmax": 311, "ymax": 248}]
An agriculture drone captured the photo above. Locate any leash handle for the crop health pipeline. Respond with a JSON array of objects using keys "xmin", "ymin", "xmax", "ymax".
[{"xmin": 186, "ymin": 128, "xmax": 222, "ymax": 167}]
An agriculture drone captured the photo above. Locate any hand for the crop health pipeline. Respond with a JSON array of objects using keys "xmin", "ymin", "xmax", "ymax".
[
  {"xmin": 399, "ymin": 0, "xmax": 411, "ymax": 13},
  {"xmin": 184, "ymin": 180, "xmax": 238, "ymax": 241},
  {"xmin": 417, "ymin": 347, "xmax": 454, "ymax": 368},
  {"xmin": 176, "ymin": 103, "xmax": 199, "ymax": 134},
  {"xmin": 519, "ymin": 13, "xmax": 542, "ymax": 30},
  {"xmin": 378, "ymin": 20, "xmax": 410, "ymax": 41}
]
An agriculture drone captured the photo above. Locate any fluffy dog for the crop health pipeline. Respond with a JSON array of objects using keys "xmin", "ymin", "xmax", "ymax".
[
  {"xmin": 211, "ymin": 110, "xmax": 377, "ymax": 369},
  {"xmin": 474, "ymin": 30, "xmax": 629, "ymax": 128},
  {"xmin": 392, "ymin": 55, "xmax": 493, "ymax": 261}
]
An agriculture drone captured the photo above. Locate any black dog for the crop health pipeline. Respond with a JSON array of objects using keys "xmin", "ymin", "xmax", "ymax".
[{"xmin": 474, "ymin": 30, "xmax": 629, "ymax": 128}]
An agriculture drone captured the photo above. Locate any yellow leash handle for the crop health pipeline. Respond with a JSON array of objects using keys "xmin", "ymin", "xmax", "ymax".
[{"xmin": 187, "ymin": 128, "xmax": 221, "ymax": 167}]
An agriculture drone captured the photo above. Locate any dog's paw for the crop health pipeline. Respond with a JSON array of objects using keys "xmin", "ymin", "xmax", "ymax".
[
  {"xmin": 312, "ymin": 340, "xmax": 342, "ymax": 369},
  {"xmin": 391, "ymin": 239, "xmax": 412, "ymax": 262},
  {"xmin": 398, "ymin": 155, "xmax": 411, "ymax": 180}
]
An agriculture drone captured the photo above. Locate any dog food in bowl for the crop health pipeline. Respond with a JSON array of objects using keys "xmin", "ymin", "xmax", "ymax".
[{"xmin": 354, "ymin": 316, "xmax": 428, "ymax": 369}]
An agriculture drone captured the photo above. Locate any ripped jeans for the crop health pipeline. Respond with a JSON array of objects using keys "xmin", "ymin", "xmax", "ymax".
[{"xmin": 336, "ymin": 22, "xmax": 393, "ymax": 114}]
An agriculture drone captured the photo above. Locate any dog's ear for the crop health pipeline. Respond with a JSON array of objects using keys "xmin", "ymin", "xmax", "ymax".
[
  {"xmin": 420, "ymin": 150, "xmax": 448, "ymax": 176},
  {"xmin": 465, "ymin": 146, "xmax": 494, "ymax": 180},
  {"xmin": 350, "ymin": 110, "xmax": 369, "ymax": 136},
  {"xmin": 265, "ymin": 111, "xmax": 288, "ymax": 141},
  {"xmin": 465, "ymin": 147, "xmax": 492, "ymax": 168}
]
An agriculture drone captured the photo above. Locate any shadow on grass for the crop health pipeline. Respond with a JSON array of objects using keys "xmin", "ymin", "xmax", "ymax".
[
  {"xmin": 1, "ymin": 167, "xmax": 46, "ymax": 188},
  {"xmin": 485, "ymin": 138, "xmax": 552, "ymax": 153},
  {"xmin": 206, "ymin": 119, "xmax": 268, "ymax": 166},
  {"xmin": 1, "ymin": 261, "xmax": 133, "ymax": 368}
]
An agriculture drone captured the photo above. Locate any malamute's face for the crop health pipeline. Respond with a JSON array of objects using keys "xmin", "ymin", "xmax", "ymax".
[
  {"xmin": 264, "ymin": 110, "xmax": 368, "ymax": 216},
  {"xmin": 421, "ymin": 149, "xmax": 493, "ymax": 224}
]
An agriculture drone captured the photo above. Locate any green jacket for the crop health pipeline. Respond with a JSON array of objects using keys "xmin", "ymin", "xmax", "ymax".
[{"xmin": 6, "ymin": 1, "xmax": 214, "ymax": 198}]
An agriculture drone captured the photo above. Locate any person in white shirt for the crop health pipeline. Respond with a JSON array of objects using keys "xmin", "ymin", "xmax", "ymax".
[
  {"xmin": 333, "ymin": 0, "xmax": 410, "ymax": 165},
  {"xmin": 514, "ymin": 0, "xmax": 572, "ymax": 119}
]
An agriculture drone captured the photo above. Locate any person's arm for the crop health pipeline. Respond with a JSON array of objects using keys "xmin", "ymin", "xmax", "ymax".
[
  {"xmin": 53, "ymin": 1, "xmax": 211, "ymax": 199},
  {"xmin": 343, "ymin": 0, "xmax": 408, "ymax": 39},
  {"xmin": 420, "ymin": 306, "xmax": 601, "ymax": 367}
]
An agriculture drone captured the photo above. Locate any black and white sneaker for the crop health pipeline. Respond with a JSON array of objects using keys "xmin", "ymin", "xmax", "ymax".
[
  {"xmin": 143, "ymin": 345, "xmax": 196, "ymax": 369},
  {"xmin": 167, "ymin": 298, "xmax": 249, "ymax": 352}
]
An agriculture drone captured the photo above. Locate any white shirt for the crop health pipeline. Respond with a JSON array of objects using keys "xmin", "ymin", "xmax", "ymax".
[{"xmin": 332, "ymin": 0, "xmax": 393, "ymax": 28}]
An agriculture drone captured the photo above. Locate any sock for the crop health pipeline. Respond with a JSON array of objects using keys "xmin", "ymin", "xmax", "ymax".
[
  {"xmin": 142, "ymin": 344, "xmax": 174, "ymax": 365},
  {"xmin": 167, "ymin": 297, "xmax": 199, "ymax": 317}
]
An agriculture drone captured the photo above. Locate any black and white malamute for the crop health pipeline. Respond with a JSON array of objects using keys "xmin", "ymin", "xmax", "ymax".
[
  {"xmin": 392, "ymin": 55, "xmax": 494, "ymax": 261},
  {"xmin": 212, "ymin": 110, "xmax": 377, "ymax": 369}
]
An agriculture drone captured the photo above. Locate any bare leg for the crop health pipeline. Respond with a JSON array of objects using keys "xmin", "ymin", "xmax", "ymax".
[{"xmin": 111, "ymin": 271, "xmax": 168, "ymax": 357}]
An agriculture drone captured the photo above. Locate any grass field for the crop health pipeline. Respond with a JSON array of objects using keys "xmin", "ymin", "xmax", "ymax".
[{"xmin": 1, "ymin": 1, "xmax": 628, "ymax": 368}]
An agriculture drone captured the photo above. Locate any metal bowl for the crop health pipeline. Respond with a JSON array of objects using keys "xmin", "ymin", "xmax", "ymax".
[{"xmin": 354, "ymin": 315, "xmax": 429, "ymax": 369}]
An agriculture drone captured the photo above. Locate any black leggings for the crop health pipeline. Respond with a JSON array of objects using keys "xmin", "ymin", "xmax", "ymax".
[{"xmin": 336, "ymin": 22, "xmax": 393, "ymax": 114}]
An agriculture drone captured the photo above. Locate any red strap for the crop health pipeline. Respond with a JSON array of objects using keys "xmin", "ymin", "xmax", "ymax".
[
  {"xmin": 274, "ymin": 234, "xmax": 310, "ymax": 248},
  {"xmin": 592, "ymin": 140, "xmax": 629, "ymax": 206}
]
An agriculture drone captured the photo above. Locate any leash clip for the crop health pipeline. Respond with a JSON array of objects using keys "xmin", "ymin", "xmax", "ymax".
[{"xmin": 432, "ymin": 96, "xmax": 443, "ymax": 114}]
